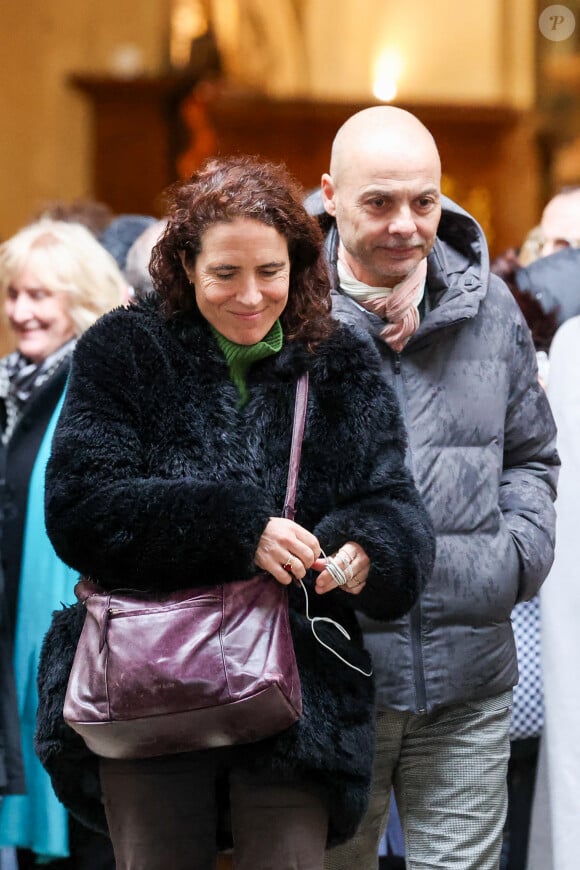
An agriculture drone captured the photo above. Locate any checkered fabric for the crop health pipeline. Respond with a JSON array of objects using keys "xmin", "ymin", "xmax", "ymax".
[
  {"xmin": 324, "ymin": 692, "xmax": 512, "ymax": 870},
  {"xmin": 510, "ymin": 596, "xmax": 544, "ymax": 740}
]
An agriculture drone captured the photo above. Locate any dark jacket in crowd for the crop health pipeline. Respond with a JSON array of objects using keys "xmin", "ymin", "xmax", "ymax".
[
  {"xmin": 306, "ymin": 191, "xmax": 559, "ymax": 714},
  {"xmin": 0, "ymin": 586, "xmax": 25, "ymax": 796},
  {"xmin": 515, "ymin": 245, "xmax": 580, "ymax": 329},
  {"xmin": 35, "ymin": 297, "xmax": 435, "ymax": 846},
  {"xmin": 0, "ymin": 362, "xmax": 69, "ymax": 797}
]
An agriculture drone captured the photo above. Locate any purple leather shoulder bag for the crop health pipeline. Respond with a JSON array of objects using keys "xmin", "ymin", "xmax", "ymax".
[{"xmin": 63, "ymin": 374, "xmax": 308, "ymax": 759}]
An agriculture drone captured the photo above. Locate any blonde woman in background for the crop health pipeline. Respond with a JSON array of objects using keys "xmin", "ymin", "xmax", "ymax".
[{"xmin": 0, "ymin": 219, "xmax": 128, "ymax": 869}]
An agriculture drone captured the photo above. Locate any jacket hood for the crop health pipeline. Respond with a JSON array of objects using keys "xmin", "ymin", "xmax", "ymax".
[
  {"xmin": 305, "ymin": 189, "xmax": 490, "ymax": 337},
  {"xmin": 515, "ymin": 246, "xmax": 580, "ymax": 328},
  {"xmin": 422, "ymin": 195, "xmax": 490, "ymax": 336}
]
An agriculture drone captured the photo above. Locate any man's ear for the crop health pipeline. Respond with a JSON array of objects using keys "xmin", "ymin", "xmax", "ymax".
[{"xmin": 321, "ymin": 173, "xmax": 337, "ymax": 217}]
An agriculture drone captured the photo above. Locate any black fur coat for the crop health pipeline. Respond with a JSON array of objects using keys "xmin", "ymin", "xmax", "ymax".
[{"xmin": 36, "ymin": 298, "xmax": 435, "ymax": 846}]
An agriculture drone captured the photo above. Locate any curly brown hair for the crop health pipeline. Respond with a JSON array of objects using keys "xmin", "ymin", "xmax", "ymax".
[{"xmin": 150, "ymin": 155, "xmax": 335, "ymax": 347}]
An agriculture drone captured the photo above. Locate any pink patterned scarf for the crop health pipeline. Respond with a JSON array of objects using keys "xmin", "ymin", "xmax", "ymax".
[{"xmin": 337, "ymin": 247, "xmax": 427, "ymax": 352}]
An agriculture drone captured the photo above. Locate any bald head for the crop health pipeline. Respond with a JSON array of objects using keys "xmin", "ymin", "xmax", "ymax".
[
  {"xmin": 540, "ymin": 188, "xmax": 580, "ymax": 257},
  {"xmin": 322, "ymin": 106, "xmax": 442, "ymax": 287},
  {"xmin": 330, "ymin": 106, "xmax": 441, "ymax": 185}
]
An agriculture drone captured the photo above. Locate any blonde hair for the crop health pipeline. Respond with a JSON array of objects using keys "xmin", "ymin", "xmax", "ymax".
[{"xmin": 0, "ymin": 219, "xmax": 128, "ymax": 335}]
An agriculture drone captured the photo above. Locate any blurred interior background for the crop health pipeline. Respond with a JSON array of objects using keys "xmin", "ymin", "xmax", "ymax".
[{"xmin": 1, "ymin": 0, "xmax": 580, "ymax": 351}]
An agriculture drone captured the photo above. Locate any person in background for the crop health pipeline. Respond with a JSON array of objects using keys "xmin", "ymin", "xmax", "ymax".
[
  {"xmin": 526, "ymin": 314, "xmax": 580, "ymax": 870},
  {"xmin": 304, "ymin": 105, "xmax": 559, "ymax": 870},
  {"xmin": 0, "ymin": 219, "xmax": 127, "ymax": 868},
  {"xmin": 32, "ymin": 200, "xmax": 115, "ymax": 239},
  {"xmin": 0, "ymin": 551, "xmax": 25, "ymax": 792},
  {"xmin": 499, "ymin": 186, "xmax": 580, "ymax": 273},
  {"xmin": 504, "ymin": 188, "xmax": 580, "ymax": 870},
  {"xmin": 535, "ymin": 186, "xmax": 580, "ymax": 258},
  {"xmin": 98, "ymin": 214, "xmax": 158, "ymax": 276},
  {"xmin": 124, "ymin": 218, "xmax": 168, "ymax": 301},
  {"xmin": 0, "ymin": 523, "xmax": 25, "ymax": 870},
  {"xmin": 513, "ymin": 246, "xmax": 580, "ymax": 385},
  {"xmin": 37, "ymin": 155, "xmax": 435, "ymax": 870},
  {"xmin": 491, "ymin": 193, "xmax": 580, "ymax": 870},
  {"xmin": 491, "ymin": 189, "xmax": 580, "ymax": 389},
  {"xmin": 492, "ymin": 185, "xmax": 580, "ymax": 357}
]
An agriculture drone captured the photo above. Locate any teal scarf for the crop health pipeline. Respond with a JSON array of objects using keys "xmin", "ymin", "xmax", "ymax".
[
  {"xmin": 212, "ymin": 320, "xmax": 283, "ymax": 406},
  {"xmin": 0, "ymin": 389, "xmax": 77, "ymax": 860}
]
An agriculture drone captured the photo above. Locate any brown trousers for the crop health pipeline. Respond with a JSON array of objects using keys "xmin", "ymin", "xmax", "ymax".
[{"xmin": 100, "ymin": 750, "xmax": 328, "ymax": 870}]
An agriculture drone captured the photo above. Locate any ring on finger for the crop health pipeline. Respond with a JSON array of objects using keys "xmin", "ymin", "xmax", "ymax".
[
  {"xmin": 338, "ymin": 548, "xmax": 356, "ymax": 566},
  {"xmin": 334, "ymin": 552, "xmax": 354, "ymax": 584},
  {"xmin": 282, "ymin": 557, "xmax": 294, "ymax": 573}
]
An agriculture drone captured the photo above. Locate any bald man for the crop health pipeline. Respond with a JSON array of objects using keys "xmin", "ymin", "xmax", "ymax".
[
  {"xmin": 306, "ymin": 107, "xmax": 559, "ymax": 870},
  {"xmin": 539, "ymin": 187, "xmax": 580, "ymax": 257}
]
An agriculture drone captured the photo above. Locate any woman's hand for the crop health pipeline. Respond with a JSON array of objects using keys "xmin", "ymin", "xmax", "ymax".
[
  {"xmin": 254, "ymin": 517, "xmax": 321, "ymax": 586},
  {"xmin": 312, "ymin": 542, "xmax": 370, "ymax": 596}
]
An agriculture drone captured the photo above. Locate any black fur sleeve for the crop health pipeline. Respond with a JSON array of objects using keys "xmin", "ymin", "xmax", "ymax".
[{"xmin": 44, "ymin": 311, "xmax": 277, "ymax": 593}]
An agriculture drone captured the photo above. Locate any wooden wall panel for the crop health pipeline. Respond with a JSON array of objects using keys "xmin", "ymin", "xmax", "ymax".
[{"xmin": 59, "ymin": 79, "xmax": 543, "ymax": 258}]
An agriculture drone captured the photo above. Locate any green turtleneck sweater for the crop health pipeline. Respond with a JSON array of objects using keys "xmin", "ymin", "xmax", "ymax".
[{"xmin": 212, "ymin": 320, "xmax": 283, "ymax": 407}]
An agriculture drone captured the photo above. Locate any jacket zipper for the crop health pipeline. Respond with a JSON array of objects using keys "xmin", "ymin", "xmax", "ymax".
[{"xmin": 392, "ymin": 351, "xmax": 427, "ymax": 714}]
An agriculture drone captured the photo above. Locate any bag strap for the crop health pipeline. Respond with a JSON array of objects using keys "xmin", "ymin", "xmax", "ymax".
[
  {"xmin": 283, "ymin": 372, "xmax": 309, "ymax": 521},
  {"xmin": 282, "ymin": 373, "xmax": 373, "ymax": 679}
]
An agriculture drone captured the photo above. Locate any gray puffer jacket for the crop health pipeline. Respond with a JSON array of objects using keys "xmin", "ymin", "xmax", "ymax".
[{"xmin": 306, "ymin": 191, "xmax": 559, "ymax": 713}]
